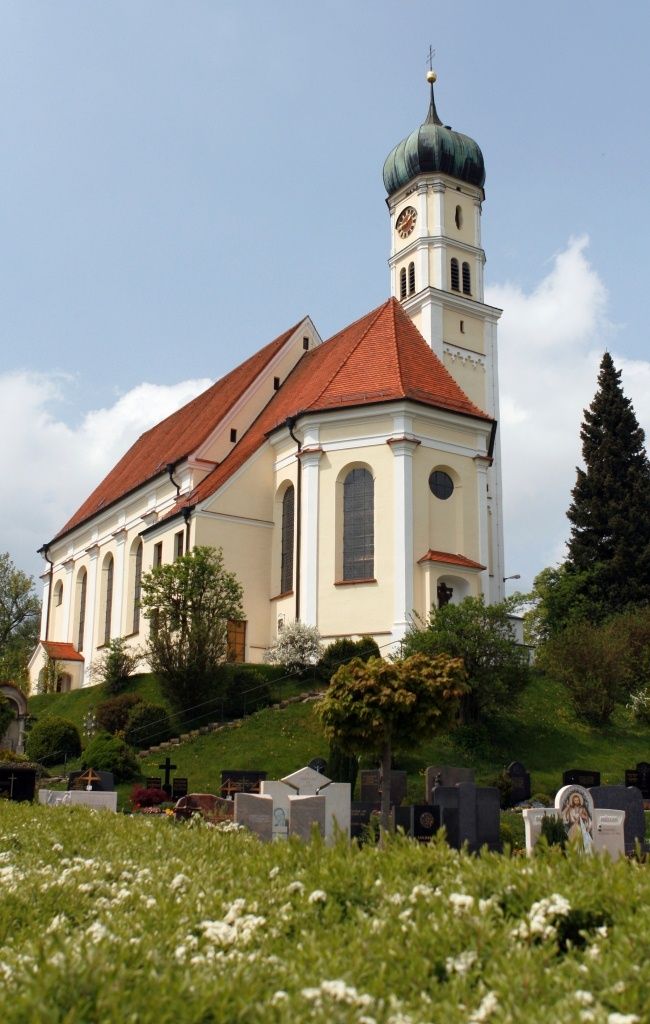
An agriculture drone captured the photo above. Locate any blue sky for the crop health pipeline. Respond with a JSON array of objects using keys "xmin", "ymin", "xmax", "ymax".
[{"xmin": 1, "ymin": 1, "xmax": 649, "ymax": 591}]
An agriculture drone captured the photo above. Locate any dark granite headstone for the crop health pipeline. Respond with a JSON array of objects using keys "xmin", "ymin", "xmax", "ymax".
[
  {"xmin": 359, "ymin": 769, "xmax": 407, "ymax": 807},
  {"xmin": 412, "ymin": 805, "xmax": 440, "ymax": 844},
  {"xmin": 563, "ymin": 769, "xmax": 601, "ymax": 789},
  {"xmin": 171, "ymin": 777, "xmax": 188, "ymax": 800},
  {"xmin": 425, "ymin": 765, "xmax": 474, "ymax": 802},
  {"xmin": 505, "ymin": 761, "xmax": 531, "ymax": 805},
  {"xmin": 457, "ymin": 782, "xmax": 479, "ymax": 851},
  {"xmin": 0, "ymin": 767, "xmax": 37, "ymax": 801},
  {"xmin": 350, "ymin": 802, "xmax": 378, "ymax": 839},
  {"xmin": 145, "ymin": 777, "xmax": 162, "ymax": 790},
  {"xmin": 220, "ymin": 770, "xmax": 267, "ymax": 799},
  {"xmin": 625, "ymin": 763, "xmax": 650, "ymax": 800},
  {"xmin": 431, "ymin": 786, "xmax": 460, "ymax": 847},
  {"xmin": 590, "ymin": 784, "xmax": 645, "ymax": 855},
  {"xmin": 393, "ymin": 805, "xmax": 413, "ymax": 835},
  {"xmin": 476, "ymin": 787, "xmax": 502, "ymax": 852},
  {"xmin": 67, "ymin": 769, "xmax": 115, "ymax": 792}
]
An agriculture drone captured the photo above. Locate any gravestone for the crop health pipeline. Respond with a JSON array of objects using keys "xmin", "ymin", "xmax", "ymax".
[
  {"xmin": 220, "ymin": 770, "xmax": 267, "ymax": 799},
  {"xmin": 556, "ymin": 784, "xmax": 595, "ymax": 850},
  {"xmin": 67, "ymin": 769, "xmax": 115, "ymax": 792},
  {"xmin": 522, "ymin": 807, "xmax": 557, "ymax": 854},
  {"xmin": 457, "ymin": 782, "xmax": 479, "ymax": 851},
  {"xmin": 174, "ymin": 794, "xmax": 233, "ymax": 822},
  {"xmin": 562, "ymin": 768, "xmax": 601, "ymax": 789},
  {"xmin": 171, "ymin": 777, "xmax": 188, "ymax": 800},
  {"xmin": 625, "ymin": 762, "xmax": 650, "ymax": 799},
  {"xmin": 0, "ymin": 766, "xmax": 37, "ymax": 801},
  {"xmin": 350, "ymin": 802, "xmax": 378, "ymax": 839},
  {"xmin": 261, "ymin": 766, "xmax": 350, "ymax": 843},
  {"xmin": 145, "ymin": 777, "xmax": 162, "ymax": 790},
  {"xmin": 234, "ymin": 792, "xmax": 273, "ymax": 841},
  {"xmin": 412, "ymin": 805, "xmax": 441, "ymax": 844},
  {"xmin": 39, "ymin": 789, "xmax": 117, "ymax": 811},
  {"xmin": 505, "ymin": 761, "xmax": 531, "ymax": 805},
  {"xmin": 425, "ymin": 765, "xmax": 474, "ymax": 803},
  {"xmin": 289, "ymin": 794, "xmax": 326, "ymax": 840},
  {"xmin": 393, "ymin": 805, "xmax": 413, "ymax": 834},
  {"xmin": 359, "ymin": 769, "xmax": 407, "ymax": 807},
  {"xmin": 308, "ymin": 757, "xmax": 328, "ymax": 775},
  {"xmin": 592, "ymin": 809, "xmax": 625, "ymax": 860},
  {"xmin": 476, "ymin": 787, "xmax": 502, "ymax": 852},
  {"xmin": 590, "ymin": 785, "xmax": 645, "ymax": 855}
]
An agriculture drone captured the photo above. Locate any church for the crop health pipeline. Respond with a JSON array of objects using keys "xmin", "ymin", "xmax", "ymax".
[{"xmin": 29, "ymin": 72, "xmax": 505, "ymax": 692}]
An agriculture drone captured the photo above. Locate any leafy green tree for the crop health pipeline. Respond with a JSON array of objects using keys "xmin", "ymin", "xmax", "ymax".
[
  {"xmin": 92, "ymin": 637, "xmax": 143, "ymax": 694},
  {"xmin": 401, "ymin": 596, "xmax": 529, "ymax": 723},
  {"xmin": 565, "ymin": 352, "xmax": 650, "ymax": 618},
  {"xmin": 316, "ymin": 654, "xmax": 467, "ymax": 833},
  {"xmin": 140, "ymin": 546, "xmax": 243, "ymax": 717},
  {"xmin": 0, "ymin": 552, "xmax": 40, "ymax": 689}
]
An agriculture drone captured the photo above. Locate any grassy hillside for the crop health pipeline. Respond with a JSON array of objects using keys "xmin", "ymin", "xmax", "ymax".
[{"xmin": 27, "ymin": 670, "xmax": 650, "ymax": 805}]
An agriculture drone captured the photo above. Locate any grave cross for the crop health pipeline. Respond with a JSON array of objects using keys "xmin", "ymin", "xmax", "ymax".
[
  {"xmin": 221, "ymin": 778, "xmax": 240, "ymax": 800},
  {"xmin": 158, "ymin": 756, "xmax": 177, "ymax": 796}
]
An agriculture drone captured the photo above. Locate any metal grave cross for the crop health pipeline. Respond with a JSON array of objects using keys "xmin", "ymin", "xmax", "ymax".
[{"xmin": 158, "ymin": 756, "xmax": 177, "ymax": 795}]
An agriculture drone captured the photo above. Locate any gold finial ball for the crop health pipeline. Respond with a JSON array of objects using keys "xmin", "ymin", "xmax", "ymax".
[{"xmin": 426, "ymin": 69, "xmax": 437, "ymax": 84}]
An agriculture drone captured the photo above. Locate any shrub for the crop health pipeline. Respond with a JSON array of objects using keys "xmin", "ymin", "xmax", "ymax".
[
  {"xmin": 627, "ymin": 686, "xmax": 650, "ymax": 724},
  {"xmin": 539, "ymin": 814, "xmax": 567, "ymax": 850},
  {"xmin": 131, "ymin": 785, "xmax": 168, "ymax": 808},
  {"xmin": 92, "ymin": 638, "xmax": 143, "ymax": 695},
  {"xmin": 25, "ymin": 716, "xmax": 81, "ymax": 765},
  {"xmin": 264, "ymin": 621, "xmax": 323, "ymax": 677},
  {"xmin": 95, "ymin": 693, "xmax": 143, "ymax": 735},
  {"xmin": 319, "ymin": 636, "xmax": 382, "ymax": 682},
  {"xmin": 123, "ymin": 703, "xmax": 172, "ymax": 749},
  {"xmin": 222, "ymin": 666, "xmax": 271, "ymax": 718},
  {"xmin": 0, "ymin": 697, "xmax": 14, "ymax": 741},
  {"xmin": 80, "ymin": 733, "xmax": 139, "ymax": 782},
  {"xmin": 539, "ymin": 618, "xmax": 629, "ymax": 724},
  {"xmin": 401, "ymin": 597, "xmax": 530, "ymax": 723}
]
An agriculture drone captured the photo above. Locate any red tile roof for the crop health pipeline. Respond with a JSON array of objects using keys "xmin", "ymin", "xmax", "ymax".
[
  {"xmin": 180, "ymin": 298, "xmax": 491, "ymax": 512},
  {"xmin": 54, "ymin": 321, "xmax": 304, "ymax": 540},
  {"xmin": 54, "ymin": 298, "xmax": 491, "ymax": 541},
  {"xmin": 42, "ymin": 641, "xmax": 85, "ymax": 662},
  {"xmin": 417, "ymin": 550, "xmax": 486, "ymax": 571}
]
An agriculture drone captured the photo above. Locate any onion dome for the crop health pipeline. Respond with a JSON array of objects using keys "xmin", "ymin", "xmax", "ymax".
[{"xmin": 383, "ymin": 73, "xmax": 485, "ymax": 196}]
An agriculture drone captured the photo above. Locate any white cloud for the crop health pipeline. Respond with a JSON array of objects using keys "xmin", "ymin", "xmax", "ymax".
[
  {"xmin": 0, "ymin": 372, "xmax": 211, "ymax": 579},
  {"xmin": 488, "ymin": 236, "xmax": 650, "ymax": 590}
]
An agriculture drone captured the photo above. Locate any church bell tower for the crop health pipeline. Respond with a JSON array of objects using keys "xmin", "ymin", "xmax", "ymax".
[{"xmin": 383, "ymin": 69, "xmax": 505, "ymax": 602}]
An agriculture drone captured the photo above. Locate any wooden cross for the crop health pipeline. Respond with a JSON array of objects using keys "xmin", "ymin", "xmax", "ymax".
[
  {"xmin": 77, "ymin": 767, "xmax": 102, "ymax": 791},
  {"xmin": 221, "ymin": 778, "xmax": 240, "ymax": 800},
  {"xmin": 158, "ymin": 756, "xmax": 177, "ymax": 795}
]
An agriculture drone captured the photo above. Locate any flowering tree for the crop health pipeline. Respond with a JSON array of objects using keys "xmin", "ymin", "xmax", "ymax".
[
  {"xmin": 264, "ymin": 621, "xmax": 323, "ymax": 677},
  {"xmin": 316, "ymin": 653, "xmax": 467, "ymax": 834}
]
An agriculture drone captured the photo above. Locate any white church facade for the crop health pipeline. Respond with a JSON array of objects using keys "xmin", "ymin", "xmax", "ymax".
[{"xmin": 29, "ymin": 75, "xmax": 505, "ymax": 691}]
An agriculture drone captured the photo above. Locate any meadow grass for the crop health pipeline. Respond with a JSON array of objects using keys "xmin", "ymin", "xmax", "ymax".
[{"xmin": 1, "ymin": 802, "xmax": 649, "ymax": 1023}]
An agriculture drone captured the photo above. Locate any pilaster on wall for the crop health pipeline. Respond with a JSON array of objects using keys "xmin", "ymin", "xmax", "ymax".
[
  {"xmin": 39, "ymin": 573, "xmax": 51, "ymax": 640},
  {"xmin": 474, "ymin": 456, "xmax": 490, "ymax": 598},
  {"xmin": 62, "ymin": 558, "xmax": 75, "ymax": 642},
  {"xmin": 388, "ymin": 431, "xmax": 420, "ymax": 645},
  {"xmin": 83, "ymin": 545, "xmax": 100, "ymax": 687},
  {"xmin": 299, "ymin": 446, "xmax": 322, "ymax": 627},
  {"xmin": 112, "ymin": 530, "xmax": 127, "ymax": 639}
]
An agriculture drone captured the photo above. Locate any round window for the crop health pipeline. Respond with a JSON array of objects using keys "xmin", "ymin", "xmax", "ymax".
[{"xmin": 429, "ymin": 470, "xmax": 454, "ymax": 500}]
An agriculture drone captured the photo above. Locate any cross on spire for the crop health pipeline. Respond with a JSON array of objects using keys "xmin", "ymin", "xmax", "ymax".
[{"xmin": 427, "ymin": 46, "xmax": 435, "ymax": 72}]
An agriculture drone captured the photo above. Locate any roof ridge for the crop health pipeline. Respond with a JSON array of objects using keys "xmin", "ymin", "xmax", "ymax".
[
  {"xmin": 308, "ymin": 300, "xmax": 391, "ymax": 408},
  {"xmin": 387, "ymin": 299, "xmax": 407, "ymax": 398}
]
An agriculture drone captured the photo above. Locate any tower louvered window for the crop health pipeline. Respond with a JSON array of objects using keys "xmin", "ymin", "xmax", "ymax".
[
  {"xmin": 280, "ymin": 485, "xmax": 295, "ymax": 594},
  {"xmin": 462, "ymin": 261, "xmax": 471, "ymax": 295},
  {"xmin": 399, "ymin": 267, "xmax": 407, "ymax": 299},
  {"xmin": 450, "ymin": 258, "xmax": 460, "ymax": 291},
  {"xmin": 408, "ymin": 261, "xmax": 415, "ymax": 295},
  {"xmin": 343, "ymin": 468, "xmax": 374, "ymax": 580}
]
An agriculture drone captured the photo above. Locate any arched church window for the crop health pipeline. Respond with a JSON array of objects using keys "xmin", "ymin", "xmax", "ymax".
[
  {"xmin": 280, "ymin": 486, "xmax": 294, "ymax": 594},
  {"xmin": 102, "ymin": 555, "xmax": 114, "ymax": 646},
  {"xmin": 450, "ymin": 258, "xmax": 460, "ymax": 292},
  {"xmin": 399, "ymin": 267, "xmax": 407, "ymax": 300},
  {"xmin": 343, "ymin": 468, "xmax": 374, "ymax": 580},
  {"xmin": 408, "ymin": 262, "xmax": 415, "ymax": 295},
  {"xmin": 455, "ymin": 205, "xmax": 463, "ymax": 230},
  {"xmin": 462, "ymin": 261, "xmax": 471, "ymax": 295},
  {"xmin": 54, "ymin": 581, "xmax": 63, "ymax": 607},
  {"xmin": 132, "ymin": 541, "xmax": 143, "ymax": 634},
  {"xmin": 76, "ymin": 569, "xmax": 87, "ymax": 652}
]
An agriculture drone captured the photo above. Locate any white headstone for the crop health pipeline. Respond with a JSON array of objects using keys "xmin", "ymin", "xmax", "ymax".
[
  {"xmin": 592, "ymin": 809, "xmax": 625, "ymax": 860},
  {"xmin": 522, "ymin": 807, "xmax": 560, "ymax": 855},
  {"xmin": 281, "ymin": 766, "xmax": 329, "ymax": 795},
  {"xmin": 260, "ymin": 780, "xmax": 292, "ymax": 841},
  {"xmin": 39, "ymin": 789, "xmax": 117, "ymax": 812}
]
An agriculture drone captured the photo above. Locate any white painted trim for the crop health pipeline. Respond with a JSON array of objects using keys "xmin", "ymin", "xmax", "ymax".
[
  {"xmin": 444, "ymin": 343, "xmax": 487, "ymax": 368},
  {"xmin": 402, "ymin": 284, "xmax": 502, "ymax": 321},
  {"xmin": 474, "ymin": 458, "xmax": 490, "ymax": 599},
  {"xmin": 194, "ymin": 510, "xmax": 274, "ymax": 529},
  {"xmin": 390, "ymin": 435, "xmax": 418, "ymax": 643},
  {"xmin": 82, "ymin": 549, "xmax": 99, "ymax": 686},
  {"xmin": 300, "ymin": 449, "xmax": 322, "ymax": 626}
]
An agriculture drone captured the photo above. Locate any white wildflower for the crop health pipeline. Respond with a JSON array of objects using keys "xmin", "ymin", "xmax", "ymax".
[
  {"xmin": 85, "ymin": 922, "xmax": 109, "ymax": 943},
  {"xmin": 46, "ymin": 913, "xmax": 67, "ymax": 934},
  {"xmin": 268, "ymin": 866, "xmax": 280, "ymax": 879},
  {"xmin": 445, "ymin": 950, "xmax": 478, "ymax": 976},
  {"xmin": 574, "ymin": 991, "xmax": 594, "ymax": 1005},
  {"xmin": 607, "ymin": 1015, "xmax": 640, "ymax": 1024},
  {"xmin": 174, "ymin": 946, "xmax": 187, "ymax": 962},
  {"xmin": 469, "ymin": 991, "xmax": 499, "ymax": 1023},
  {"xmin": 270, "ymin": 991, "xmax": 288, "ymax": 1005},
  {"xmin": 308, "ymin": 889, "xmax": 327, "ymax": 904},
  {"xmin": 170, "ymin": 874, "xmax": 190, "ymax": 892},
  {"xmin": 287, "ymin": 880, "xmax": 304, "ymax": 894},
  {"xmin": 449, "ymin": 892, "xmax": 474, "ymax": 913},
  {"xmin": 409, "ymin": 883, "xmax": 435, "ymax": 901},
  {"xmin": 580, "ymin": 1012, "xmax": 596, "ymax": 1023},
  {"xmin": 52, "ymin": 843, "xmax": 63, "ymax": 853},
  {"xmin": 387, "ymin": 892, "xmax": 405, "ymax": 905}
]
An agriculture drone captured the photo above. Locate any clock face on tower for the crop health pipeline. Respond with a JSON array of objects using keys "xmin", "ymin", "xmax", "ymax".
[{"xmin": 396, "ymin": 206, "xmax": 417, "ymax": 239}]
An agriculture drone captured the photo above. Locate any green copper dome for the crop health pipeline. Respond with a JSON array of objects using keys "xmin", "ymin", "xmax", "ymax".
[{"xmin": 383, "ymin": 85, "xmax": 485, "ymax": 196}]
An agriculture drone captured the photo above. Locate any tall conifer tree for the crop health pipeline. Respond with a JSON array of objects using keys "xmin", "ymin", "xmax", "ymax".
[{"xmin": 566, "ymin": 352, "xmax": 650, "ymax": 614}]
